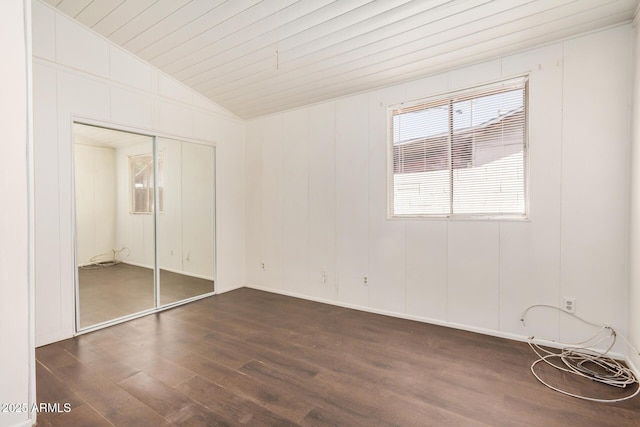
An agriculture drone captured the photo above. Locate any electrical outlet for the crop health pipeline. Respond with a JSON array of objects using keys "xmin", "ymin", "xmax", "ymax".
[
  {"xmin": 363, "ymin": 276, "xmax": 368, "ymax": 286},
  {"xmin": 563, "ymin": 297, "xmax": 576, "ymax": 314},
  {"xmin": 321, "ymin": 267, "xmax": 327, "ymax": 283},
  {"xmin": 261, "ymin": 262, "xmax": 266, "ymax": 270}
]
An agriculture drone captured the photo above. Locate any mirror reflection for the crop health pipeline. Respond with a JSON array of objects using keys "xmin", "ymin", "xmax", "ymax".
[
  {"xmin": 74, "ymin": 123, "xmax": 156, "ymax": 328},
  {"xmin": 157, "ymin": 137, "xmax": 215, "ymax": 306},
  {"xmin": 74, "ymin": 124, "xmax": 215, "ymax": 330}
]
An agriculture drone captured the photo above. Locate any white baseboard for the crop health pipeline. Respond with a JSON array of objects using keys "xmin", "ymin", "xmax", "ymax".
[
  {"xmin": 159, "ymin": 266, "xmax": 213, "ymax": 281},
  {"xmin": 215, "ymin": 283, "xmax": 244, "ymax": 294},
  {"xmin": 119, "ymin": 260, "xmax": 153, "ymax": 270},
  {"xmin": 77, "ymin": 260, "xmax": 154, "ymax": 270},
  {"xmin": 80, "ymin": 260, "xmax": 214, "ymax": 281},
  {"xmin": 626, "ymin": 353, "xmax": 640, "ymax": 378},
  {"xmin": 119, "ymin": 261, "xmax": 214, "ymax": 281},
  {"xmin": 36, "ymin": 329, "xmax": 73, "ymax": 348},
  {"xmin": 244, "ymin": 283, "xmax": 627, "ymax": 360}
]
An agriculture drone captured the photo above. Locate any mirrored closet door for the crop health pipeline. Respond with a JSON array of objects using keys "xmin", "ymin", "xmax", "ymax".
[
  {"xmin": 157, "ymin": 137, "xmax": 215, "ymax": 306},
  {"xmin": 73, "ymin": 123, "xmax": 215, "ymax": 331}
]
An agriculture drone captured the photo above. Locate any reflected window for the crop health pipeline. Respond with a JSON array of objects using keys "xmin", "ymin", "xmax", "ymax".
[{"xmin": 129, "ymin": 153, "xmax": 164, "ymax": 214}]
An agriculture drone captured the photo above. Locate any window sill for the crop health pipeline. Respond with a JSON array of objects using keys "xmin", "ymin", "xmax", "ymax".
[{"xmin": 387, "ymin": 214, "xmax": 529, "ymax": 222}]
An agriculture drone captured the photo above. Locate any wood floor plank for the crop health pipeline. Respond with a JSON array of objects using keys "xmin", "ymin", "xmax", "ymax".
[
  {"xmin": 189, "ymin": 340, "xmax": 254, "ymax": 371},
  {"xmin": 174, "ymin": 351, "xmax": 315, "ymax": 422},
  {"xmin": 39, "ymin": 404, "xmax": 112, "ymax": 427},
  {"xmin": 302, "ymin": 405, "xmax": 396, "ymax": 427},
  {"xmin": 176, "ymin": 375, "xmax": 299, "ymax": 426},
  {"xmin": 164, "ymin": 402, "xmax": 232, "ymax": 426},
  {"xmin": 240, "ymin": 357, "xmax": 488, "ymax": 427},
  {"xmin": 51, "ymin": 363, "xmax": 170, "ymax": 426},
  {"xmin": 200, "ymin": 331, "xmax": 321, "ymax": 380},
  {"xmin": 36, "ymin": 288, "xmax": 640, "ymax": 426},
  {"xmin": 74, "ymin": 386, "xmax": 170, "ymax": 426},
  {"xmin": 117, "ymin": 372, "xmax": 194, "ymax": 418},
  {"xmin": 132, "ymin": 356, "xmax": 197, "ymax": 389},
  {"xmin": 35, "ymin": 361, "xmax": 84, "ymax": 416},
  {"xmin": 36, "ymin": 344, "xmax": 80, "ymax": 369}
]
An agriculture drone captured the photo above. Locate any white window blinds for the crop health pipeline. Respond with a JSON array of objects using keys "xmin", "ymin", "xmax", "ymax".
[{"xmin": 389, "ymin": 77, "xmax": 528, "ymax": 218}]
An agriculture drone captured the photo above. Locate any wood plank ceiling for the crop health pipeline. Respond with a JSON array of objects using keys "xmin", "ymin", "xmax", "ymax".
[{"xmin": 44, "ymin": 0, "xmax": 640, "ymax": 119}]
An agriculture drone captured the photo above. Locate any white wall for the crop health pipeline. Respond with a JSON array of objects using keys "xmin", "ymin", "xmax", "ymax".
[
  {"xmin": 0, "ymin": 1, "xmax": 35, "ymax": 426},
  {"xmin": 32, "ymin": 0, "xmax": 245, "ymax": 346},
  {"xmin": 179, "ymin": 141, "xmax": 215, "ymax": 279},
  {"xmin": 246, "ymin": 25, "xmax": 633, "ymax": 353},
  {"xmin": 74, "ymin": 144, "xmax": 116, "ymax": 266},
  {"xmin": 629, "ymin": 20, "xmax": 640, "ymax": 373},
  {"xmin": 157, "ymin": 138, "xmax": 184, "ymax": 273}
]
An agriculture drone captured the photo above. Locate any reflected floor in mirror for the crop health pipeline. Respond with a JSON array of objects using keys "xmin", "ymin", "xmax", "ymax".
[{"xmin": 79, "ymin": 263, "xmax": 214, "ymax": 328}]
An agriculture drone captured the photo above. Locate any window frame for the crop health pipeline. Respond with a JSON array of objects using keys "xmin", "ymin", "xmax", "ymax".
[
  {"xmin": 128, "ymin": 152, "xmax": 164, "ymax": 215},
  {"xmin": 387, "ymin": 76, "xmax": 530, "ymax": 221}
]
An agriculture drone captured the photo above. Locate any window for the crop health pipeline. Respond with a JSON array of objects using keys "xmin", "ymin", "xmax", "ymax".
[
  {"xmin": 388, "ymin": 77, "xmax": 528, "ymax": 218},
  {"xmin": 129, "ymin": 153, "xmax": 164, "ymax": 214}
]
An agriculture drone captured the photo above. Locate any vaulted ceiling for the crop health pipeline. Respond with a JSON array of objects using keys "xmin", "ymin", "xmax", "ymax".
[{"xmin": 44, "ymin": 0, "xmax": 639, "ymax": 119}]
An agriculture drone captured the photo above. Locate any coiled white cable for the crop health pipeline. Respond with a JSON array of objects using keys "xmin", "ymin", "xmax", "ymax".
[
  {"xmin": 80, "ymin": 246, "xmax": 131, "ymax": 269},
  {"xmin": 521, "ymin": 305, "xmax": 640, "ymax": 403}
]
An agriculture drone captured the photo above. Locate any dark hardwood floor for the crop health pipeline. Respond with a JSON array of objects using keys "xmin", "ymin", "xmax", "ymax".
[{"xmin": 36, "ymin": 288, "xmax": 640, "ymax": 426}]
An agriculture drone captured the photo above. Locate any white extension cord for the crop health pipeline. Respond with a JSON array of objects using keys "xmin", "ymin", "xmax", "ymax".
[
  {"xmin": 521, "ymin": 305, "xmax": 640, "ymax": 403},
  {"xmin": 80, "ymin": 246, "xmax": 131, "ymax": 269}
]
